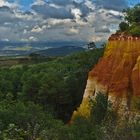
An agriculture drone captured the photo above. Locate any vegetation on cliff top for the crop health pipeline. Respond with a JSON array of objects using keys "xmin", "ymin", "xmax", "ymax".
[{"xmin": 119, "ymin": 4, "xmax": 140, "ymax": 36}]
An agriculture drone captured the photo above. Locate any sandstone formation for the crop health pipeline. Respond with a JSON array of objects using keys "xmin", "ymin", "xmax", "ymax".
[{"xmin": 72, "ymin": 34, "xmax": 140, "ymax": 120}]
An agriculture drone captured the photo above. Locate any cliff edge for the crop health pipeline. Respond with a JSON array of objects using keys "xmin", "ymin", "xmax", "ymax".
[{"xmin": 72, "ymin": 34, "xmax": 140, "ymax": 120}]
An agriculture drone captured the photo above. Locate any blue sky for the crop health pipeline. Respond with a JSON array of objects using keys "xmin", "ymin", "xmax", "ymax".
[
  {"xmin": 128, "ymin": 0, "xmax": 140, "ymax": 6},
  {"xmin": 0, "ymin": 0, "xmax": 139, "ymax": 42},
  {"xmin": 19, "ymin": 0, "xmax": 35, "ymax": 10}
]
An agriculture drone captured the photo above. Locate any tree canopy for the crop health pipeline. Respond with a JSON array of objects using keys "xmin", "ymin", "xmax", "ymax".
[{"xmin": 119, "ymin": 3, "xmax": 140, "ymax": 36}]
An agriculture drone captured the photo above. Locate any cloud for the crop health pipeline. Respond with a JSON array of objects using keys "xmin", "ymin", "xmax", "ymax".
[
  {"xmin": 50, "ymin": 0, "xmax": 72, "ymax": 6},
  {"xmin": 74, "ymin": 1, "xmax": 92, "ymax": 17},
  {"xmin": 1, "ymin": 38, "xmax": 9, "ymax": 41},
  {"xmin": 71, "ymin": 8, "xmax": 82, "ymax": 19},
  {"xmin": 49, "ymin": 0, "xmax": 85, "ymax": 6},
  {"xmin": 65, "ymin": 28, "xmax": 79, "ymax": 36},
  {"xmin": 29, "ymin": 36, "xmax": 38, "ymax": 41},
  {"xmin": 0, "ymin": 0, "xmax": 130, "ymax": 42},
  {"xmin": 31, "ymin": 25, "xmax": 43, "ymax": 33},
  {"xmin": 0, "ymin": 6, "xmax": 19, "ymax": 24},
  {"xmin": 95, "ymin": 26, "xmax": 110, "ymax": 33},
  {"xmin": 0, "ymin": 6, "xmax": 13, "ymax": 13},
  {"xmin": 32, "ymin": 3, "xmax": 74, "ymax": 19},
  {"xmin": 0, "ymin": 0, "xmax": 12, "ymax": 7},
  {"xmin": 93, "ymin": 0, "xmax": 128, "ymax": 11},
  {"xmin": 47, "ymin": 18, "xmax": 72, "ymax": 27}
]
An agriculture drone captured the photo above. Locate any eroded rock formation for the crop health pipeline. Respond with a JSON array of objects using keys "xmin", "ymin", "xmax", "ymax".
[{"xmin": 72, "ymin": 34, "xmax": 140, "ymax": 120}]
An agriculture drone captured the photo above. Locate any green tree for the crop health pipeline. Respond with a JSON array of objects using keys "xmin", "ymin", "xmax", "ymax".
[
  {"xmin": 90, "ymin": 92, "xmax": 108, "ymax": 124},
  {"xmin": 22, "ymin": 74, "xmax": 40, "ymax": 102},
  {"xmin": 119, "ymin": 22, "xmax": 129, "ymax": 31},
  {"xmin": 129, "ymin": 25, "xmax": 140, "ymax": 36},
  {"xmin": 119, "ymin": 4, "xmax": 140, "ymax": 36},
  {"xmin": 87, "ymin": 42, "xmax": 96, "ymax": 50},
  {"xmin": 124, "ymin": 4, "xmax": 140, "ymax": 24}
]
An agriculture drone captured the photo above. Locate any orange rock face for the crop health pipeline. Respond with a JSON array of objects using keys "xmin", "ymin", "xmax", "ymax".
[
  {"xmin": 72, "ymin": 34, "xmax": 140, "ymax": 120},
  {"xmin": 90, "ymin": 35, "xmax": 140, "ymax": 96}
]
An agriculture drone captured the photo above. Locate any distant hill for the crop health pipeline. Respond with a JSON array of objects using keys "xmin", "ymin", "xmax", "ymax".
[
  {"xmin": 0, "ymin": 41, "xmax": 87, "ymax": 56},
  {"xmin": 31, "ymin": 46, "xmax": 86, "ymax": 57},
  {"xmin": 0, "ymin": 41, "xmax": 104, "ymax": 57}
]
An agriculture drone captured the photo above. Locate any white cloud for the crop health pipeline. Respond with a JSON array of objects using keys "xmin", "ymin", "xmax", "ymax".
[
  {"xmin": 108, "ymin": 10, "xmax": 123, "ymax": 16},
  {"xmin": 33, "ymin": 0, "xmax": 46, "ymax": 5},
  {"xmin": 1, "ymin": 38, "xmax": 9, "ymax": 41},
  {"xmin": 47, "ymin": 18, "xmax": 72, "ymax": 26},
  {"xmin": 71, "ymin": 8, "xmax": 82, "ymax": 19},
  {"xmin": 0, "ymin": 0, "xmax": 128, "ymax": 42},
  {"xmin": 65, "ymin": 27, "xmax": 79, "ymax": 35},
  {"xmin": 23, "ymin": 29, "xmax": 28, "ymax": 34},
  {"xmin": 31, "ymin": 25, "xmax": 43, "ymax": 33},
  {"xmin": 89, "ymin": 36, "xmax": 104, "ymax": 42},
  {"xmin": 29, "ymin": 36, "xmax": 38, "ymax": 41},
  {"xmin": 0, "ymin": 0, "xmax": 13, "ymax": 7},
  {"xmin": 0, "ymin": 0, "xmax": 19, "ymax": 9},
  {"xmin": 0, "ymin": 0, "xmax": 6, "ymax": 7},
  {"xmin": 85, "ymin": 0, "xmax": 95, "ymax": 10}
]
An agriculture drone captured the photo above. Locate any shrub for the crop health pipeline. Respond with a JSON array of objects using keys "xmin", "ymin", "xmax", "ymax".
[
  {"xmin": 119, "ymin": 22, "xmax": 129, "ymax": 31},
  {"xmin": 129, "ymin": 25, "xmax": 140, "ymax": 36},
  {"xmin": 90, "ymin": 92, "xmax": 108, "ymax": 124}
]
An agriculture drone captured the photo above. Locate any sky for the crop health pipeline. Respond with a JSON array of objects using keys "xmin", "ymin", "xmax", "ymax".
[{"xmin": 0, "ymin": 0, "xmax": 139, "ymax": 42}]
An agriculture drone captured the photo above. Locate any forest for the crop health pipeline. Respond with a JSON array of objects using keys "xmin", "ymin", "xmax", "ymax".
[{"xmin": 0, "ymin": 49, "xmax": 105, "ymax": 139}]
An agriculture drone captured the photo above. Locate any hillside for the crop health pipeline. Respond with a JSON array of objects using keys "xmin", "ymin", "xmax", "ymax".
[
  {"xmin": 0, "ymin": 41, "xmax": 86, "ymax": 56},
  {"xmin": 32, "ymin": 46, "xmax": 86, "ymax": 57}
]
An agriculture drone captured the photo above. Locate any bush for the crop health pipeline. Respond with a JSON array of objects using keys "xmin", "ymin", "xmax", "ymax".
[
  {"xmin": 123, "ymin": 4, "xmax": 140, "ymax": 24},
  {"xmin": 90, "ymin": 92, "xmax": 108, "ymax": 124},
  {"xmin": 132, "ymin": 97, "xmax": 140, "ymax": 110},
  {"xmin": 129, "ymin": 25, "xmax": 140, "ymax": 36},
  {"xmin": 119, "ymin": 22, "xmax": 129, "ymax": 31},
  {"xmin": 2, "ymin": 124, "xmax": 27, "ymax": 140},
  {"xmin": 102, "ymin": 114, "xmax": 140, "ymax": 140}
]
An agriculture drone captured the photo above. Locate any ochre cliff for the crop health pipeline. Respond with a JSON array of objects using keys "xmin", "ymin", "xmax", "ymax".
[{"xmin": 72, "ymin": 34, "xmax": 140, "ymax": 120}]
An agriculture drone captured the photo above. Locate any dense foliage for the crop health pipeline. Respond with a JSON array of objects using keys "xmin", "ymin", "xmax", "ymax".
[
  {"xmin": 0, "ymin": 46, "xmax": 140, "ymax": 140},
  {"xmin": 119, "ymin": 4, "xmax": 140, "ymax": 36},
  {"xmin": 0, "ymin": 49, "xmax": 104, "ymax": 122},
  {"xmin": 0, "ymin": 49, "xmax": 105, "ymax": 139},
  {"xmin": 90, "ymin": 92, "xmax": 108, "ymax": 124}
]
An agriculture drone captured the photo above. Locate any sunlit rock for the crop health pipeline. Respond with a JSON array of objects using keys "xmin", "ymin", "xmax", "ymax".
[{"xmin": 72, "ymin": 34, "xmax": 140, "ymax": 120}]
